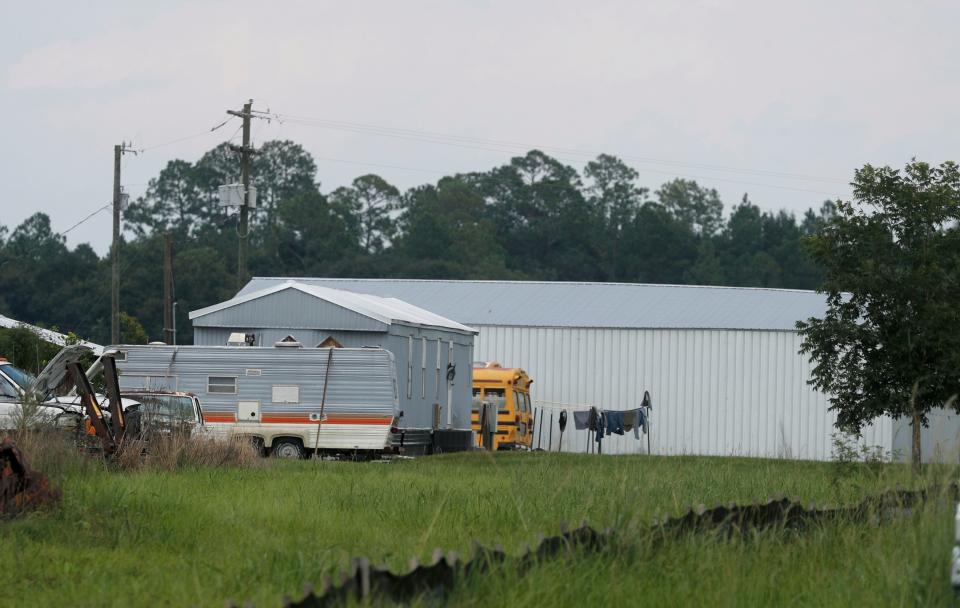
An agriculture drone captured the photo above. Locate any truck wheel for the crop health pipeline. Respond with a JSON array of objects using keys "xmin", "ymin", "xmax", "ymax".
[{"xmin": 272, "ymin": 439, "xmax": 304, "ymax": 460}]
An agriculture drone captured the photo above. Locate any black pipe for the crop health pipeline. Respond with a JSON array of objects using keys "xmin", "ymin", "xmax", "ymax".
[
  {"xmin": 548, "ymin": 412, "xmax": 554, "ymax": 452},
  {"xmin": 536, "ymin": 407, "xmax": 544, "ymax": 450}
]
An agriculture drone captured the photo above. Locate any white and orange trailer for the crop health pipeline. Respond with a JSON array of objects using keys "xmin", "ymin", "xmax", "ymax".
[{"xmin": 111, "ymin": 344, "xmax": 400, "ymax": 458}]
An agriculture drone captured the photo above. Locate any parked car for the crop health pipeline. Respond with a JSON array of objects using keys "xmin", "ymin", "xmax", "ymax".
[{"xmin": 0, "ymin": 344, "xmax": 93, "ymax": 431}]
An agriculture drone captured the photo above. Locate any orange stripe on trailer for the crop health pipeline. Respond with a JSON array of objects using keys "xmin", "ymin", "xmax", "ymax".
[
  {"xmin": 205, "ymin": 414, "xmax": 237, "ymax": 423},
  {"xmin": 323, "ymin": 417, "xmax": 392, "ymax": 425}
]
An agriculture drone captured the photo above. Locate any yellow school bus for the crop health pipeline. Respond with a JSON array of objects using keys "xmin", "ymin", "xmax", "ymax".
[{"xmin": 471, "ymin": 362, "xmax": 533, "ymax": 450}]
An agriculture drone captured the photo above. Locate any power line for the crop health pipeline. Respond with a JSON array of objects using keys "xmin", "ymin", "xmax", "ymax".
[
  {"xmin": 138, "ymin": 116, "xmax": 235, "ymax": 153},
  {"xmin": 59, "ymin": 203, "xmax": 112, "ymax": 237},
  {"xmin": 270, "ymin": 112, "xmax": 849, "ymax": 185}
]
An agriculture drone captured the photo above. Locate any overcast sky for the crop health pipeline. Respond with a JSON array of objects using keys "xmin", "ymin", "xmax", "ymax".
[{"xmin": 3, "ymin": 1, "xmax": 958, "ymax": 254}]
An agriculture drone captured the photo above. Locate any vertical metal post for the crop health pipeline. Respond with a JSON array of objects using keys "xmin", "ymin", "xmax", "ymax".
[
  {"xmin": 536, "ymin": 408, "xmax": 544, "ymax": 449},
  {"xmin": 548, "ymin": 412, "xmax": 553, "ymax": 451},
  {"xmin": 646, "ymin": 406, "xmax": 651, "ymax": 455},
  {"xmin": 313, "ymin": 347, "xmax": 334, "ymax": 457}
]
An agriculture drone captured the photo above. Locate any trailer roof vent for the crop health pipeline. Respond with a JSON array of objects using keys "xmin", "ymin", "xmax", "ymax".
[
  {"xmin": 317, "ymin": 336, "xmax": 343, "ymax": 348},
  {"xmin": 227, "ymin": 332, "xmax": 256, "ymax": 346},
  {"xmin": 274, "ymin": 335, "xmax": 303, "ymax": 348}
]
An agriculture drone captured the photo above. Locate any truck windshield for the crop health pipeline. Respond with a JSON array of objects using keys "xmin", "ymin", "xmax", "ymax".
[
  {"xmin": 0, "ymin": 363, "xmax": 35, "ymax": 391},
  {"xmin": 131, "ymin": 395, "xmax": 197, "ymax": 422}
]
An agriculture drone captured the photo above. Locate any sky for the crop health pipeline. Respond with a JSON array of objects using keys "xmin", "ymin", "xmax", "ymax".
[{"xmin": 3, "ymin": 0, "xmax": 959, "ymax": 254}]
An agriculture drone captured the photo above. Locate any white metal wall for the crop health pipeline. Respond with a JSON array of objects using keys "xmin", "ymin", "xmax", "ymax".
[{"xmin": 473, "ymin": 326, "xmax": 892, "ymax": 460}]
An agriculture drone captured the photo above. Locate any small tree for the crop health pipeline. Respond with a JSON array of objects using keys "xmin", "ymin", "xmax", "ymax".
[{"xmin": 798, "ymin": 161, "xmax": 960, "ymax": 471}]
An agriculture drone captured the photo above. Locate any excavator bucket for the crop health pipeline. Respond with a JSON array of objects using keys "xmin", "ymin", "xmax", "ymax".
[
  {"xmin": 67, "ymin": 361, "xmax": 116, "ymax": 455},
  {"xmin": 102, "ymin": 356, "xmax": 126, "ymax": 443},
  {"xmin": 0, "ymin": 437, "xmax": 61, "ymax": 516}
]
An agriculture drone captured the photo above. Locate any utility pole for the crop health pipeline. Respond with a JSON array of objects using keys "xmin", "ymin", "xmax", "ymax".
[
  {"xmin": 111, "ymin": 142, "xmax": 135, "ymax": 345},
  {"xmin": 163, "ymin": 234, "xmax": 174, "ymax": 345},
  {"xmin": 227, "ymin": 100, "xmax": 254, "ymax": 287}
]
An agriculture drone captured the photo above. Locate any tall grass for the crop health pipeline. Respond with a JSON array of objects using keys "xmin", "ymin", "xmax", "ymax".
[
  {"xmin": 0, "ymin": 452, "xmax": 946, "ymax": 607},
  {"xmin": 112, "ymin": 434, "xmax": 262, "ymax": 471},
  {"xmin": 6, "ymin": 428, "xmax": 261, "ymax": 478},
  {"xmin": 437, "ymin": 491, "xmax": 957, "ymax": 607}
]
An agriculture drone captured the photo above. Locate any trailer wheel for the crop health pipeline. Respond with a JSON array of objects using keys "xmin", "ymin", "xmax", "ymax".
[{"xmin": 271, "ymin": 439, "xmax": 304, "ymax": 460}]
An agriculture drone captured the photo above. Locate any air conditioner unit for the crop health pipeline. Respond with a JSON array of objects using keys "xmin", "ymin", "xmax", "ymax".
[{"xmin": 218, "ymin": 184, "xmax": 258, "ymax": 208}]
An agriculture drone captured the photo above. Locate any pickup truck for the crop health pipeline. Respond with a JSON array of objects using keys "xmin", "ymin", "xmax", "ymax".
[
  {"xmin": 0, "ymin": 344, "xmax": 92, "ymax": 431},
  {"xmin": 120, "ymin": 389, "xmax": 209, "ymax": 439}
]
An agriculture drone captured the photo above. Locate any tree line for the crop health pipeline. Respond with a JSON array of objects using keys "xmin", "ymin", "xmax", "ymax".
[{"xmin": 0, "ymin": 141, "xmax": 835, "ymax": 345}]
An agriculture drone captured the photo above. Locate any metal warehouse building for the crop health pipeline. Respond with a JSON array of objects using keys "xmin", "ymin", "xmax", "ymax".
[
  {"xmin": 189, "ymin": 281, "xmax": 478, "ymax": 449},
  {"xmin": 233, "ymin": 278, "xmax": 899, "ymax": 460}
]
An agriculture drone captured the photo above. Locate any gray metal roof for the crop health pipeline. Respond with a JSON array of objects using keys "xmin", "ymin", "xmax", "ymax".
[
  {"xmin": 238, "ymin": 278, "xmax": 828, "ymax": 331},
  {"xmin": 192, "ymin": 281, "xmax": 477, "ymax": 334}
]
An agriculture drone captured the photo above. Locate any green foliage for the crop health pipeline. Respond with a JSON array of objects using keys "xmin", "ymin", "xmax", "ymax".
[
  {"xmin": 119, "ymin": 312, "xmax": 149, "ymax": 345},
  {"xmin": 0, "ymin": 140, "xmax": 832, "ymax": 344},
  {"xmin": 0, "ymin": 326, "xmax": 68, "ymax": 374},
  {"xmin": 798, "ymin": 161, "xmax": 960, "ymax": 465},
  {"xmin": 828, "ymin": 432, "xmax": 896, "ymax": 489}
]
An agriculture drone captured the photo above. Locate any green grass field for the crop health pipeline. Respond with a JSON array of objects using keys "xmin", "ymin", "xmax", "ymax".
[{"xmin": 0, "ymin": 452, "xmax": 954, "ymax": 607}]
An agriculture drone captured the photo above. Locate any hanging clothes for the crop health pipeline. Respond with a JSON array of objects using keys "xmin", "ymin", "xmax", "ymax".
[
  {"xmin": 624, "ymin": 409, "xmax": 639, "ymax": 438},
  {"xmin": 573, "ymin": 410, "xmax": 591, "ymax": 430},
  {"xmin": 605, "ymin": 410, "xmax": 625, "ymax": 435},
  {"xmin": 593, "ymin": 408, "xmax": 605, "ymax": 441}
]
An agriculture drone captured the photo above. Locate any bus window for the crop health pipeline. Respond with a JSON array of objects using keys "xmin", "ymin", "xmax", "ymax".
[
  {"xmin": 485, "ymin": 388, "xmax": 506, "ymax": 410},
  {"xmin": 522, "ymin": 392, "xmax": 531, "ymax": 413},
  {"xmin": 513, "ymin": 390, "xmax": 523, "ymax": 413}
]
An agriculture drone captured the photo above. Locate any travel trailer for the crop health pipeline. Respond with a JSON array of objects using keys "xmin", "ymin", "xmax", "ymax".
[{"xmin": 113, "ymin": 344, "xmax": 400, "ymax": 458}]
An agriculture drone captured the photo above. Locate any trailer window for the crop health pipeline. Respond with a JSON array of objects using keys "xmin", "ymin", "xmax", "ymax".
[{"xmin": 207, "ymin": 376, "xmax": 236, "ymax": 394}]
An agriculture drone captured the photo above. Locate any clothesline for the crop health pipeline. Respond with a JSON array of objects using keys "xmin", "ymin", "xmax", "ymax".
[{"xmin": 533, "ymin": 401, "xmax": 651, "ymax": 414}]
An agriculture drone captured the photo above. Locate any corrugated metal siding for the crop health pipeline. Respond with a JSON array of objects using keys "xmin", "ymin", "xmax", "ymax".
[
  {"xmin": 474, "ymin": 326, "xmax": 891, "ymax": 459},
  {"xmin": 116, "ymin": 345, "xmax": 398, "ymax": 419},
  {"xmin": 242, "ymin": 278, "xmax": 829, "ymax": 331}
]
